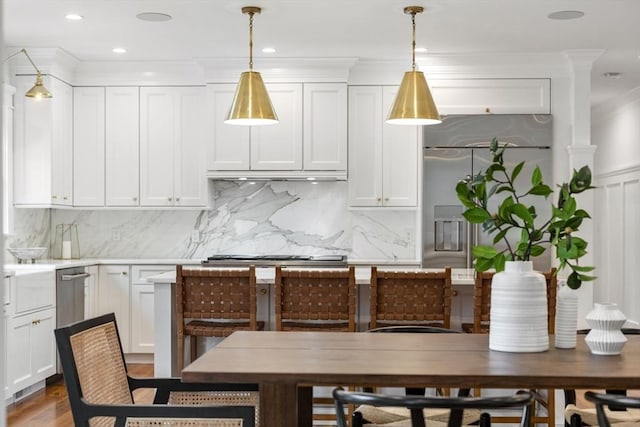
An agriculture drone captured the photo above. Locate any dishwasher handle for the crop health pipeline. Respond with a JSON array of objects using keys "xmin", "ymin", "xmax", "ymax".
[{"xmin": 61, "ymin": 272, "xmax": 91, "ymax": 281}]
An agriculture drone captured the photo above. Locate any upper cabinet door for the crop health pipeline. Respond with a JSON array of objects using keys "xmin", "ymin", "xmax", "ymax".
[
  {"xmin": 303, "ymin": 83, "xmax": 347, "ymax": 171},
  {"xmin": 250, "ymin": 83, "xmax": 303, "ymax": 170},
  {"xmin": 140, "ymin": 87, "xmax": 207, "ymax": 207},
  {"xmin": 381, "ymin": 86, "xmax": 418, "ymax": 207},
  {"xmin": 13, "ymin": 75, "xmax": 72, "ymax": 206},
  {"xmin": 106, "ymin": 87, "xmax": 140, "ymax": 207},
  {"xmin": 13, "ymin": 75, "xmax": 53, "ymax": 206},
  {"xmin": 348, "ymin": 86, "xmax": 384, "ymax": 207},
  {"xmin": 140, "ymin": 87, "xmax": 177, "ymax": 206},
  {"xmin": 174, "ymin": 87, "xmax": 207, "ymax": 206},
  {"xmin": 430, "ymin": 79, "xmax": 551, "ymax": 115},
  {"xmin": 51, "ymin": 78, "xmax": 73, "ymax": 206},
  {"xmin": 207, "ymin": 84, "xmax": 250, "ymax": 171},
  {"xmin": 73, "ymin": 87, "xmax": 105, "ymax": 207},
  {"xmin": 348, "ymin": 85, "xmax": 418, "ymax": 208}
]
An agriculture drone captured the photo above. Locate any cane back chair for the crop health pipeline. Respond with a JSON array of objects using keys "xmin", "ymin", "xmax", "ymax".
[{"xmin": 55, "ymin": 313, "xmax": 258, "ymax": 427}]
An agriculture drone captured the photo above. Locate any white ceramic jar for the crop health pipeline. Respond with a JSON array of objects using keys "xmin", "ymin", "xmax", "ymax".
[{"xmin": 584, "ymin": 303, "xmax": 627, "ymax": 355}]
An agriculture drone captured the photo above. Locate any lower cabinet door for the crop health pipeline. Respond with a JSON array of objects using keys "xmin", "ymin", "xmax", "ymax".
[
  {"xmin": 130, "ymin": 284, "xmax": 155, "ymax": 353},
  {"xmin": 6, "ymin": 307, "xmax": 56, "ymax": 394}
]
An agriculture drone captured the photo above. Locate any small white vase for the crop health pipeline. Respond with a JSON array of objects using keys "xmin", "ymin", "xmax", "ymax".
[
  {"xmin": 489, "ymin": 261, "xmax": 549, "ymax": 352},
  {"xmin": 585, "ymin": 303, "xmax": 627, "ymax": 355},
  {"xmin": 555, "ymin": 281, "xmax": 579, "ymax": 349}
]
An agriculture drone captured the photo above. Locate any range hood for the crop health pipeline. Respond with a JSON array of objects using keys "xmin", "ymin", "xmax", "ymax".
[{"xmin": 207, "ymin": 170, "xmax": 347, "ymax": 181}]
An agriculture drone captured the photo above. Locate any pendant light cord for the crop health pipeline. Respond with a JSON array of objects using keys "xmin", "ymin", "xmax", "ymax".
[
  {"xmin": 411, "ymin": 11, "xmax": 417, "ymax": 71},
  {"xmin": 248, "ymin": 11, "xmax": 254, "ymax": 71}
]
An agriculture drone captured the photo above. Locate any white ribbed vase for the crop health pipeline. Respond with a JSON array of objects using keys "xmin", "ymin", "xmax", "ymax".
[
  {"xmin": 554, "ymin": 282, "xmax": 579, "ymax": 349},
  {"xmin": 489, "ymin": 261, "xmax": 549, "ymax": 352},
  {"xmin": 585, "ymin": 303, "xmax": 627, "ymax": 355}
]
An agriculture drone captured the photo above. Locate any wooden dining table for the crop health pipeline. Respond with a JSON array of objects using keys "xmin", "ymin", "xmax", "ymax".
[{"xmin": 181, "ymin": 331, "xmax": 640, "ymax": 427}]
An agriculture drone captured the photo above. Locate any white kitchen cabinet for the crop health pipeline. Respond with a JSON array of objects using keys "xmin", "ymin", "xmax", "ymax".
[
  {"xmin": 130, "ymin": 284, "xmax": 155, "ymax": 353},
  {"xmin": 4, "ymin": 269, "xmax": 56, "ymax": 397},
  {"xmin": 3, "ymin": 274, "xmax": 13, "ymax": 399},
  {"xmin": 129, "ymin": 265, "xmax": 174, "ymax": 354},
  {"xmin": 251, "ymin": 83, "xmax": 303, "ymax": 170},
  {"xmin": 13, "ymin": 75, "xmax": 73, "ymax": 206},
  {"xmin": 6, "ymin": 307, "xmax": 56, "ymax": 395},
  {"xmin": 207, "ymin": 83, "xmax": 345, "ymax": 174},
  {"xmin": 303, "ymin": 83, "xmax": 347, "ymax": 171},
  {"xmin": 73, "ymin": 87, "xmax": 106, "ymax": 206},
  {"xmin": 348, "ymin": 85, "xmax": 418, "ymax": 207},
  {"xmin": 207, "ymin": 84, "xmax": 251, "ymax": 171},
  {"xmin": 97, "ymin": 265, "xmax": 131, "ymax": 353},
  {"xmin": 140, "ymin": 86, "xmax": 207, "ymax": 207},
  {"xmin": 430, "ymin": 78, "xmax": 551, "ymax": 115},
  {"xmin": 106, "ymin": 87, "xmax": 140, "ymax": 206}
]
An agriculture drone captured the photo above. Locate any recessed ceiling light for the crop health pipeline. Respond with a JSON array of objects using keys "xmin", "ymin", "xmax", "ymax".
[
  {"xmin": 65, "ymin": 13, "xmax": 83, "ymax": 20},
  {"xmin": 414, "ymin": 47, "xmax": 428, "ymax": 53},
  {"xmin": 262, "ymin": 47, "xmax": 276, "ymax": 54},
  {"xmin": 136, "ymin": 12, "xmax": 172, "ymax": 22},
  {"xmin": 602, "ymin": 72, "xmax": 623, "ymax": 79},
  {"xmin": 112, "ymin": 47, "xmax": 127, "ymax": 54},
  {"xmin": 547, "ymin": 10, "xmax": 584, "ymax": 20}
]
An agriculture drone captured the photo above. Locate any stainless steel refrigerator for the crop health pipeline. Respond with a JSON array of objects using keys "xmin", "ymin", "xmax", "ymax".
[{"xmin": 422, "ymin": 114, "xmax": 553, "ymax": 272}]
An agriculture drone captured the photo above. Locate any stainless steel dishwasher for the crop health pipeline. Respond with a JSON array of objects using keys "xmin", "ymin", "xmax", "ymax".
[{"xmin": 56, "ymin": 266, "xmax": 90, "ymax": 373}]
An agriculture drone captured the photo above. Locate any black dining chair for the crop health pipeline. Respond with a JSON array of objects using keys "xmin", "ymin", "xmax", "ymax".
[
  {"xmin": 353, "ymin": 325, "xmax": 477, "ymax": 427},
  {"xmin": 334, "ymin": 388, "xmax": 534, "ymax": 427},
  {"xmin": 55, "ymin": 313, "xmax": 259, "ymax": 427},
  {"xmin": 583, "ymin": 392, "xmax": 640, "ymax": 427},
  {"xmin": 564, "ymin": 328, "xmax": 640, "ymax": 427}
]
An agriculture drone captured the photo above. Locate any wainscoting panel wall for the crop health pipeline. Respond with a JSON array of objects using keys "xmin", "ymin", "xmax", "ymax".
[{"xmin": 595, "ymin": 166, "xmax": 640, "ymax": 324}]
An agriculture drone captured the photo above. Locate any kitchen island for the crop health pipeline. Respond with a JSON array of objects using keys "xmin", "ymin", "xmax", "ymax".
[{"xmin": 148, "ymin": 266, "xmax": 475, "ymax": 377}]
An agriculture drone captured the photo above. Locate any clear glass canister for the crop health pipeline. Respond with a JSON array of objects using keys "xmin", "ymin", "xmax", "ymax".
[{"xmin": 53, "ymin": 224, "xmax": 80, "ymax": 259}]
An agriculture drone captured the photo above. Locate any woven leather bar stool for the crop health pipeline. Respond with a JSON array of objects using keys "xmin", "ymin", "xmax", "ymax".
[
  {"xmin": 274, "ymin": 265, "xmax": 357, "ymax": 423},
  {"xmin": 369, "ymin": 266, "xmax": 452, "ymax": 329},
  {"xmin": 176, "ymin": 265, "xmax": 265, "ymax": 370},
  {"xmin": 274, "ymin": 265, "xmax": 356, "ymax": 331}
]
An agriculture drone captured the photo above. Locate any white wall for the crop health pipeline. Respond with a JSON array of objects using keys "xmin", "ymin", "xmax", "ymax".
[{"xmin": 591, "ymin": 90, "xmax": 640, "ymax": 324}]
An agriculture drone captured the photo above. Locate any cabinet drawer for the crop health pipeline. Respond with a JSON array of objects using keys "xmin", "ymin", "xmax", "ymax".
[
  {"xmin": 131, "ymin": 265, "xmax": 175, "ymax": 285},
  {"xmin": 12, "ymin": 271, "xmax": 56, "ymax": 315}
]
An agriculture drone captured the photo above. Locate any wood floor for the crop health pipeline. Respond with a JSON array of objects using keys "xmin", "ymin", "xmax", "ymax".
[{"xmin": 6, "ymin": 364, "xmax": 154, "ymax": 427}]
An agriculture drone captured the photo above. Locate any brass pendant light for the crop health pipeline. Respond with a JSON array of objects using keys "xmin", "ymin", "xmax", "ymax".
[
  {"xmin": 3, "ymin": 49, "xmax": 52, "ymax": 98},
  {"xmin": 387, "ymin": 6, "xmax": 440, "ymax": 125},
  {"xmin": 225, "ymin": 6, "xmax": 278, "ymax": 126}
]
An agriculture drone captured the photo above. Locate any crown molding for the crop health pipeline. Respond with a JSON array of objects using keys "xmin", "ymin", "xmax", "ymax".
[
  {"xmin": 198, "ymin": 57, "xmax": 357, "ymax": 83},
  {"xmin": 6, "ymin": 47, "xmax": 79, "ymax": 82}
]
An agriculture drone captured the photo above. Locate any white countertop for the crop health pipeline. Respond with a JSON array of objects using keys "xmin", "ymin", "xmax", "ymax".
[
  {"xmin": 147, "ymin": 267, "xmax": 476, "ymax": 286},
  {"xmin": 3, "ymin": 258, "xmax": 476, "ymax": 285}
]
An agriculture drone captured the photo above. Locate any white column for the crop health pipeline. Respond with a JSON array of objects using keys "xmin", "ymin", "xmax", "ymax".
[{"xmin": 563, "ymin": 50, "xmax": 602, "ymax": 328}]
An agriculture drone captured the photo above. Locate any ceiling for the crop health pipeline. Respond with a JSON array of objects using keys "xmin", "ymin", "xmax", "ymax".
[{"xmin": 5, "ymin": 0, "xmax": 640, "ymax": 108}]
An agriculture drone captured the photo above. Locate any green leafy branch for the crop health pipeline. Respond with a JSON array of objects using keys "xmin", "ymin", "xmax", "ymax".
[{"xmin": 455, "ymin": 137, "xmax": 596, "ymax": 289}]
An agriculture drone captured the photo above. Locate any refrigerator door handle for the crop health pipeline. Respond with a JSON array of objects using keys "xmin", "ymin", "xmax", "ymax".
[{"xmin": 466, "ymin": 222, "xmax": 474, "ymax": 268}]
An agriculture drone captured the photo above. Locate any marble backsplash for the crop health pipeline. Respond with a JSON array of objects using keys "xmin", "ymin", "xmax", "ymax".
[{"xmin": 7, "ymin": 181, "xmax": 419, "ymax": 263}]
